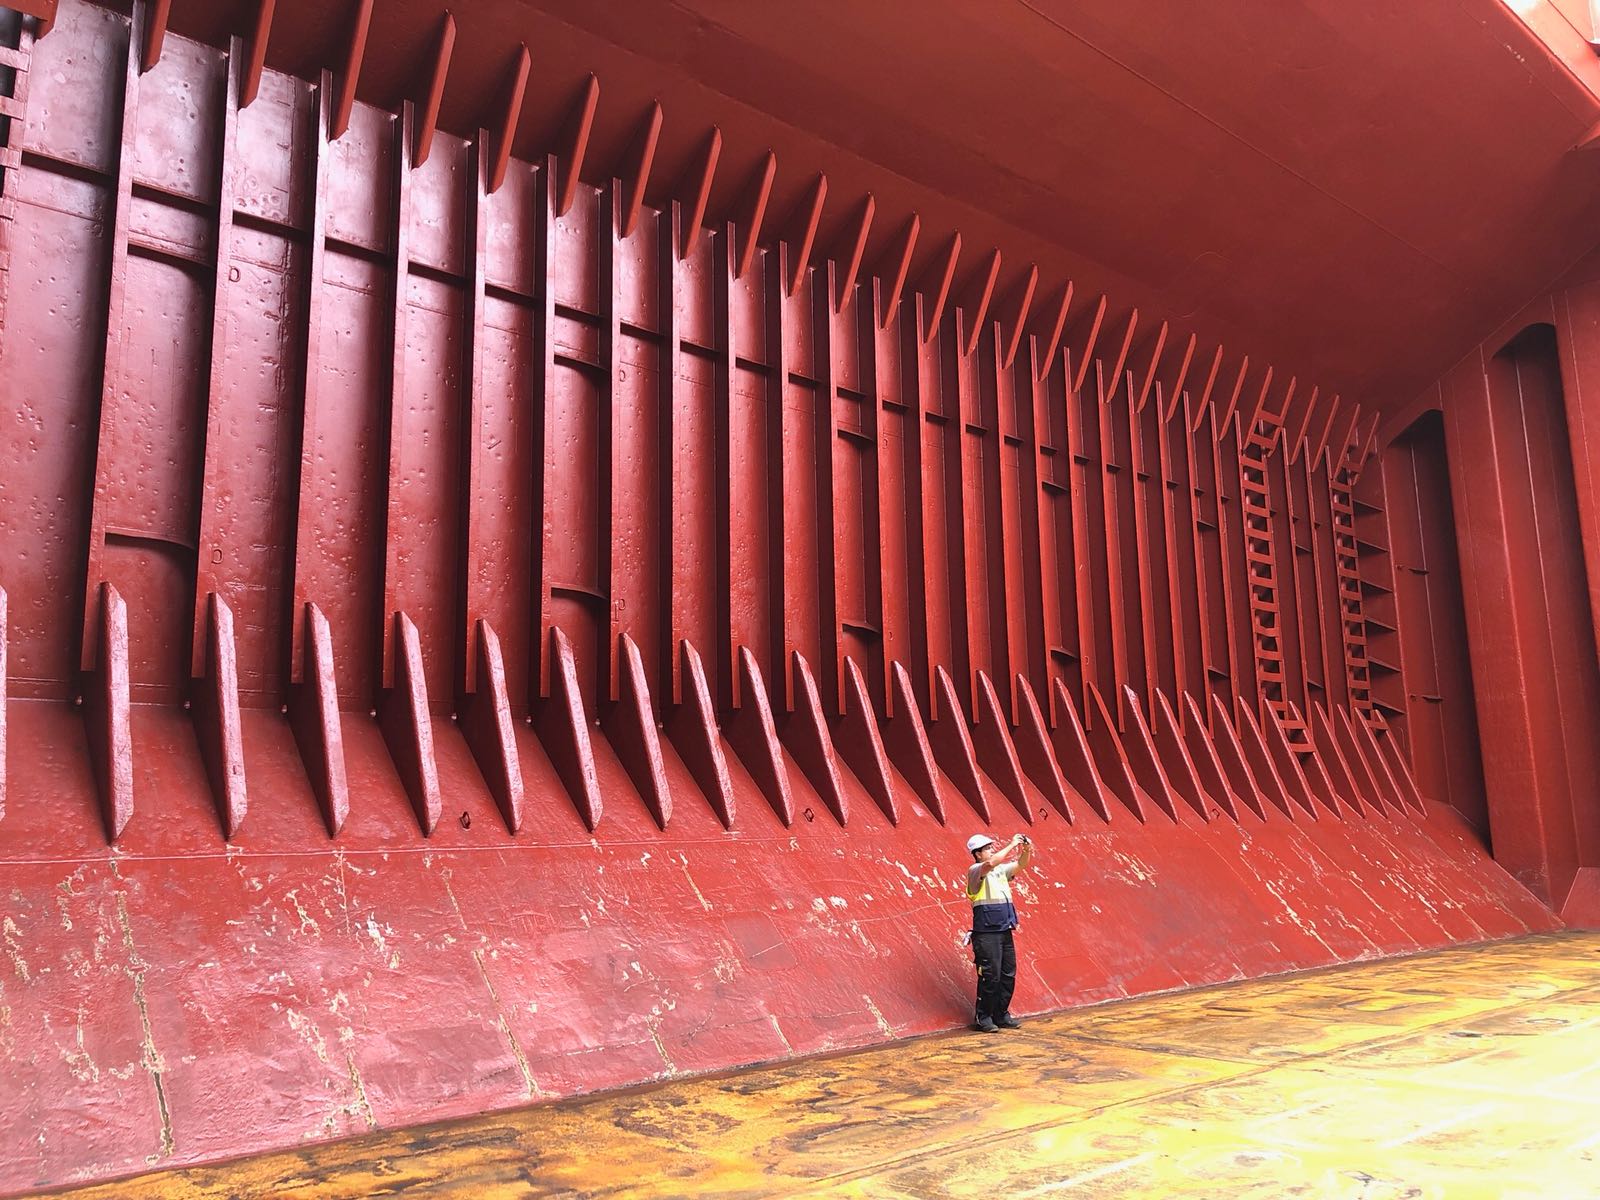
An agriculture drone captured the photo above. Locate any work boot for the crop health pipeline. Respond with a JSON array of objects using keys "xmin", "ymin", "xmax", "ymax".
[
  {"xmin": 975, "ymin": 1016, "xmax": 1000, "ymax": 1032},
  {"xmin": 998, "ymin": 1014, "xmax": 1022, "ymax": 1029}
]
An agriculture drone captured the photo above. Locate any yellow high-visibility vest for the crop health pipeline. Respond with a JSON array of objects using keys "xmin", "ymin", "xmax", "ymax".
[
  {"xmin": 967, "ymin": 862, "xmax": 1015, "ymax": 904},
  {"xmin": 968, "ymin": 862, "xmax": 1019, "ymax": 932}
]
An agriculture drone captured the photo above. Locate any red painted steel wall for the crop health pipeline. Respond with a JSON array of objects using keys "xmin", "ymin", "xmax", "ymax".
[
  {"xmin": 1370, "ymin": 414, "xmax": 1489, "ymax": 847},
  {"xmin": 0, "ymin": 3, "xmax": 1566, "ymax": 1192},
  {"xmin": 1415, "ymin": 318, "xmax": 1600, "ymax": 926}
]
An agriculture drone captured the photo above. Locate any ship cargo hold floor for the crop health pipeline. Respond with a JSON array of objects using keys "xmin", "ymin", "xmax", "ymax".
[{"xmin": 35, "ymin": 932, "xmax": 1600, "ymax": 1200}]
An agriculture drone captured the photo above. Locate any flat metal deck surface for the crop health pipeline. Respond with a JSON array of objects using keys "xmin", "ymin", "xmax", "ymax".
[{"xmin": 36, "ymin": 932, "xmax": 1600, "ymax": 1199}]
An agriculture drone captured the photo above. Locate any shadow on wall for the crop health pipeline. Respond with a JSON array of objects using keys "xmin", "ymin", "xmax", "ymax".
[{"xmin": 1370, "ymin": 409, "xmax": 1489, "ymax": 849}]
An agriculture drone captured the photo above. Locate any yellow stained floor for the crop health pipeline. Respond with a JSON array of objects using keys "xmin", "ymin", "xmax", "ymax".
[{"xmin": 43, "ymin": 932, "xmax": 1600, "ymax": 1199}]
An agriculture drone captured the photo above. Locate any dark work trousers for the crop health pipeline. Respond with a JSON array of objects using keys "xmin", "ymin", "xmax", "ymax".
[{"xmin": 971, "ymin": 929, "xmax": 1017, "ymax": 1022}]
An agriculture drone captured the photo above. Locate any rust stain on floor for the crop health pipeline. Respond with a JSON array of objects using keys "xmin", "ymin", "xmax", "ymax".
[{"xmin": 34, "ymin": 932, "xmax": 1600, "ymax": 1199}]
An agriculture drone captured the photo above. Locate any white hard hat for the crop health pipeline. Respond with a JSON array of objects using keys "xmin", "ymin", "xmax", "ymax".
[{"xmin": 966, "ymin": 833, "xmax": 996, "ymax": 853}]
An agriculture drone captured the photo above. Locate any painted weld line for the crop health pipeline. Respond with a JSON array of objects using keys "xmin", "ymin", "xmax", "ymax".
[
  {"xmin": 473, "ymin": 947, "xmax": 539, "ymax": 1098},
  {"xmin": 1015, "ymin": 1152, "xmax": 1157, "ymax": 1196},
  {"xmin": 4, "ymin": 832, "xmax": 811, "ymax": 867}
]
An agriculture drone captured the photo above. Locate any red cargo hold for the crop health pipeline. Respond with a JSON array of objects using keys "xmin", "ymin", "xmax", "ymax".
[{"xmin": 2, "ymin": 0, "xmax": 1599, "ymax": 1192}]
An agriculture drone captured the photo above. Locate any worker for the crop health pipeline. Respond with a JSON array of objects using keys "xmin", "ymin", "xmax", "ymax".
[{"xmin": 965, "ymin": 832, "xmax": 1033, "ymax": 1032}]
